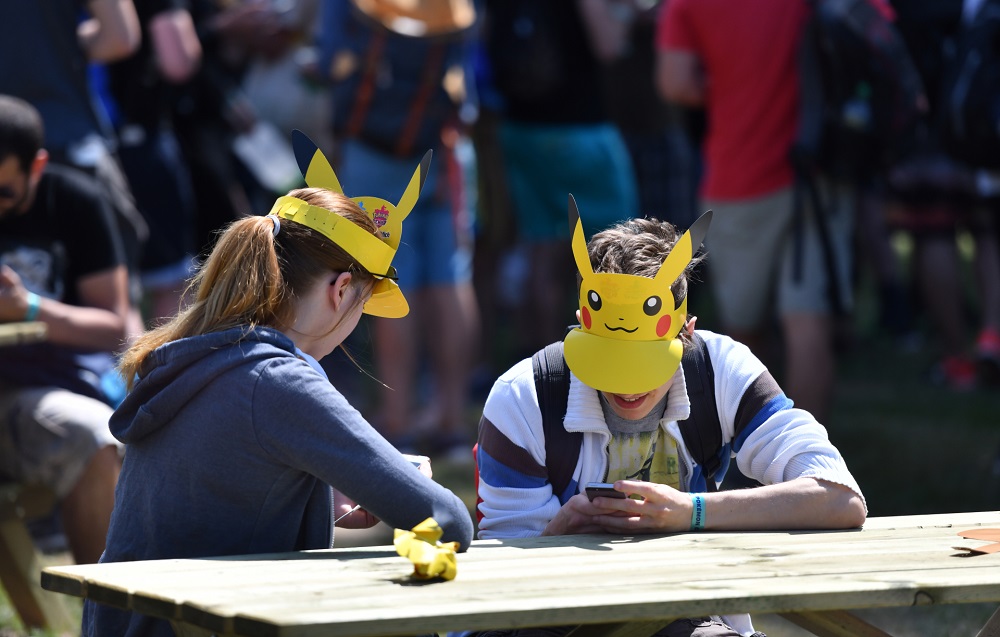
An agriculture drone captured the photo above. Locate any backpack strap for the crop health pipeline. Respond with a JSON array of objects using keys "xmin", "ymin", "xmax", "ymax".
[
  {"xmin": 395, "ymin": 43, "xmax": 447, "ymax": 157},
  {"xmin": 532, "ymin": 341, "xmax": 581, "ymax": 502},
  {"xmin": 342, "ymin": 31, "xmax": 448, "ymax": 158},
  {"xmin": 343, "ymin": 29, "xmax": 387, "ymax": 141},
  {"xmin": 678, "ymin": 332, "xmax": 722, "ymax": 492}
]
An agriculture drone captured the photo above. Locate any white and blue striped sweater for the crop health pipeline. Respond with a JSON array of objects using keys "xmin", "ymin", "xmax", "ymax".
[{"xmin": 477, "ymin": 329, "xmax": 866, "ymax": 540}]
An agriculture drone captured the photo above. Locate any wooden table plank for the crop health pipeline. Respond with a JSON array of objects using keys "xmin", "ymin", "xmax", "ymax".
[{"xmin": 41, "ymin": 512, "xmax": 1000, "ymax": 637}]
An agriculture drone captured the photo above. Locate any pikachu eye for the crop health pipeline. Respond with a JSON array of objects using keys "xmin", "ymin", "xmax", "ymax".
[
  {"xmin": 643, "ymin": 296, "xmax": 662, "ymax": 316},
  {"xmin": 587, "ymin": 290, "xmax": 602, "ymax": 311}
]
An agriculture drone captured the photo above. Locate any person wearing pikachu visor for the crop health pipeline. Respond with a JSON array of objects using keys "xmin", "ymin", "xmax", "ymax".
[
  {"xmin": 471, "ymin": 196, "xmax": 866, "ymax": 637},
  {"xmin": 83, "ymin": 132, "xmax": 474, "ymax": 637}
]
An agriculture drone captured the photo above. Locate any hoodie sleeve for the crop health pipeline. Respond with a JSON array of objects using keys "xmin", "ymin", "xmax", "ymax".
[
  {"xmin": 250, "ymin": 356, "xmax": 474, "ymax": 550},
  {"xmin": 476, "ymin": 357, "xmax": 566, "ymax": 540}
]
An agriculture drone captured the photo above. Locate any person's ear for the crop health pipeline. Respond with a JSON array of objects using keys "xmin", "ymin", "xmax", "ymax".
[
  {"xmin": 328, "ymin": 271, "xmax": 354, "ymax": 312},
  {"xmin": 575, "ymin": 309, "xmax": 582, "ymax": 324},
  {"xmin": 685, "ymin": 315, "xmax": 697, "ymax": 335}
]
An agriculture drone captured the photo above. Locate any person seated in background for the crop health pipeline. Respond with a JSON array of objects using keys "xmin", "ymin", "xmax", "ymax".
[
  {"xmin": 0, "ymin": 95, "xmax": 130, "ymax": 565},
  {"xmin": 473, "ymin": 198, "xmax": 866, "ymax": 637},
  {"xmin": 84, "ymin": 139, "xmax": 474, "ymax": 637}
]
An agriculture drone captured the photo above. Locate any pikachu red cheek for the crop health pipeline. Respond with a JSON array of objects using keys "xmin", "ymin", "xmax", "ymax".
[
  {"xmin": 656, "ymin": 314, "xmax": 671, "ymax": 338},
  {"xmin": 582, "ymin": 306, "xmax": 592, "ymax": 330}
]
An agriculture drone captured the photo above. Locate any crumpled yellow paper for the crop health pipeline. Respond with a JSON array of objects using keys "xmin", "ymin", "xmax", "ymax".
[{"xmin": 393, "ymin": 517, "xmax": 459, "ymax": 580}]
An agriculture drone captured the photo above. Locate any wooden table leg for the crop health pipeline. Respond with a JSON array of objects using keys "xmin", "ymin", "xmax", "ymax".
[
  {"xmin": 0, "ymin": 484, "xmax": 75, "ymax": 633},
  {"xmin": 780, "ymin": 610, "xmax": 894, "ymax": 637}
]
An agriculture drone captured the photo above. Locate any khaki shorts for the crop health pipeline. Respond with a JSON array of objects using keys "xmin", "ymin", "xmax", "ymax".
[
  {"xmin": 0, "ymin": 385, "xmax": 120, "ymax": 498},
  {"xmin": 703, "ymin": 184, "xmax": 854, "ymax": 331}
]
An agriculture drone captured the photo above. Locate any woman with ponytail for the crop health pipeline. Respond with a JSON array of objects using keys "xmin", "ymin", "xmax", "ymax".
[{"xmin": 84, "ymin": 186, "xmax": 474, "ymax": 637}]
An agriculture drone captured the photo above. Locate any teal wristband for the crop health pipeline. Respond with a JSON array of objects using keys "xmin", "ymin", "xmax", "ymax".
[
  {"xmin": 24, "ymin": 292, "xmax": 40, "ymax": 321},
  {"xmin": 690, "ymin": 494, "xmax": 706, "ymax": 531}
]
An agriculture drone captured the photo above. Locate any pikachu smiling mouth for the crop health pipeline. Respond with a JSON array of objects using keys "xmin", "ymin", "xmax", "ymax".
[{"xmin": 605, "ymin": 325, "xmax": 638, "ymax": 333}]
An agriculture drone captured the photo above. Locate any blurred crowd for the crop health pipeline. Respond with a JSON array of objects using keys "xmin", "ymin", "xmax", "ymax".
[{"xmin": 2, "ymin": 0, "xmax": 1000, "ymax": 566}]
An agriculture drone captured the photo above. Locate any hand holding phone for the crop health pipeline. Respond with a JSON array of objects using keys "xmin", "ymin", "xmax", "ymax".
[{"xmin": 585, "ymin": 482, "xmax": 627, "ymax": 501}]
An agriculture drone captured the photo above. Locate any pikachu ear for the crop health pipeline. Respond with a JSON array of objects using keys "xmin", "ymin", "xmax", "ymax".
[
  {"xmin": 568, "ymin": 192, "xmax": 581, "ymax": 236},
  {"xmin": 395, "ymin": 150, "xmax": 432, "ymax": 221},
  {"xmin": 655, "ymin": 209, "xmax": 712, "ymax": 286},
  {"xmin": 568, "ymin": 194, "xmax": 594, "ymax": 277},
  {"xmin": 292, "ymin": 129, "xmax": 345, "ymax": 195},
  {"xmin": 687, "ymin": 209, "xmax": 712, "ymax": 253}
]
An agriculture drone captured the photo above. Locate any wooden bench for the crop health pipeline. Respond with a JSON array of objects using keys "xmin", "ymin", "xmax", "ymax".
[{"xmin": 0, "ymin": 482, "xmax": 75, "ymax": 632}]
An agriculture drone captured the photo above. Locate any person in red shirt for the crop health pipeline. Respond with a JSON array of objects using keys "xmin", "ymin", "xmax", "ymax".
[{"xmin": 655, "ymin": 0, "xmax": 854, "ymax": 422}]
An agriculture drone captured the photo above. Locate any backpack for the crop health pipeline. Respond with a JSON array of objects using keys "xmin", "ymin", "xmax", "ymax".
[
  {"xmin": 793, "ymin": 0, "xmax": 927, "ymax": 180},
  {"xmin": 473, "ymin": 332, "xmax": 732, "ymax": 524},
  {"xmin": 939, "ymin": 0, "xmax": 1000, "ymax": 169},
  {"xmin": 332, "ymin": 10, "xmax": 470, "ymax": 158}
]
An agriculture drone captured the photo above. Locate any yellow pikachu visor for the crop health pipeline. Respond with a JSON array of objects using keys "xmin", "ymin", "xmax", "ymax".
[
  {"xmin": 277, "ymin": 129, "xmax": 431, "ymax": 318},
  {"xmin": 563, "ymin": 196, "xmax": 712, "ymax": 394}
]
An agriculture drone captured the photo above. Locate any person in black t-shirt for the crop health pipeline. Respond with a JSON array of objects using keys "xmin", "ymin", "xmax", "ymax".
[{"xmin": 0, "ymin": 95, "xmax": 127, "ymax": 565}]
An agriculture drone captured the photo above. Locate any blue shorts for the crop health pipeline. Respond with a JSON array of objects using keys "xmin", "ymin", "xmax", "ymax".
[
  {"xmin": 336, "ymin": 139, "xmax": 473, "ymax": 293},
  {"xmin": 499, "ymin": 122, "xmax": 638, "ymax": 241}
]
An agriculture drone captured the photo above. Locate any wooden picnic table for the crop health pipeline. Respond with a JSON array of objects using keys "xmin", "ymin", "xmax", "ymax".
[{"xmin": 41, "ymin": 511, "xmax": 1000, "ymax": 637}]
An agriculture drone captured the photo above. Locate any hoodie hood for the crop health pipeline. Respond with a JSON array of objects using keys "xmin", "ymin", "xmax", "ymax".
[{"xmin": 110, "ymin": 327, "xmax": 297, "ymax": 444}]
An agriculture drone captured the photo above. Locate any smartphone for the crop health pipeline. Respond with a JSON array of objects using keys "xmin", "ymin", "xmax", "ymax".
[{"xmin": 585, "ymin": 482, "xmax": 626, "ymax": 501}]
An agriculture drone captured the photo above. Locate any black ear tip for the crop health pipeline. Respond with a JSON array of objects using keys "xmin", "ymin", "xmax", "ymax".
[
  {"xmin": 291, "ymin": 129, "xmax": 312, "ymax": 151},
  {"xmin": 693, "ymin": 209, "xmax": 713, "ymax": 230},
  {"xmin": 291, "ymin": 130, "xmax": 320, "ymax": 176}
]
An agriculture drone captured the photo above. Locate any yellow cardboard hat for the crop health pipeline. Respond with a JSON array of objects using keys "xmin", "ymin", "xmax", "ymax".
[
  {"xmin": 272, "ymin": 129, "xmax": 431, "ymax": 318},
  {"xmin": 563, "ymin": 195, "xmax": 712, "ymax": 394}
]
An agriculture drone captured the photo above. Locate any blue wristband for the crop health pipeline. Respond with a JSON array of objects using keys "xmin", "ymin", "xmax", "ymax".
[
  {"xmin": 24, "ymin": 292, "xmax": 40, "ymax": 321},
  {"xmin": 690, "ymin": 494, "xmax": 706, "ymax": 531}
]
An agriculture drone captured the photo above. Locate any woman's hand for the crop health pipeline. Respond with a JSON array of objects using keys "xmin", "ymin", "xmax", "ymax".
[{"xmin": 333, "ymin": 490, "xmax": 380, "ymax": 529}]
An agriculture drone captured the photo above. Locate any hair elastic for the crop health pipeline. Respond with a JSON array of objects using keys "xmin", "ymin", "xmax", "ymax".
[{"xmin": 267, "ymin": 214, "xmax": 280, "ymax": 237}]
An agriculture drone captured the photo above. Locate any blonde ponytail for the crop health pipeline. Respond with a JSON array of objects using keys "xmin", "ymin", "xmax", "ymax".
[{"xmin": 118, "ymin": 189, "xmax": 377, "ymax": 389}]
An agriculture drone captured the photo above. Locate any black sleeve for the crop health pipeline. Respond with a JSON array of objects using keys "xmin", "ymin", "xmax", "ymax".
[{"xmin": 50, "ymin": 165, "xmax": 127, "ymax": 278}]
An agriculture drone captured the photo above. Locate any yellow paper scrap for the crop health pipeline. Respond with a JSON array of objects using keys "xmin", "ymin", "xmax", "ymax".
[{"xmin": 394, "ymin": 517, "xmax": 459, "ymax": 580}]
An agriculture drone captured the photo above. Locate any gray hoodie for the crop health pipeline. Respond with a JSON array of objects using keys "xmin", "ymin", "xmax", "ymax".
[{"xmin": 84, "ymin": 326, "xmax": 473, "ymax": 637}]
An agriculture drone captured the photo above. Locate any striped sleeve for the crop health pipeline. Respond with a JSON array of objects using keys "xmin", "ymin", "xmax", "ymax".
[
  {"xmin": 704, "ymin": 330, "xmax": 865, "ymax": 504},
  {"xmin": 475, "ymin": 359, "xmax": 565, "ymax": 539}
]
